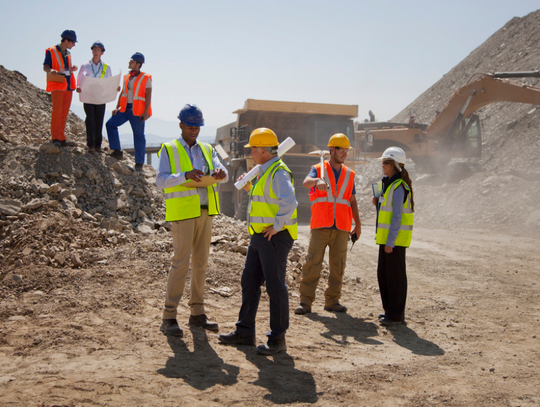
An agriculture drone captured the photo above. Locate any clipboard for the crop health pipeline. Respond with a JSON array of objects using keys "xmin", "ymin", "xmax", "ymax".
[
  {"xmin": 182, "ymin": 175, "xmax": 218, "ymax": 188},
  {"xmin": 47, "ymin": 73, "xmax": 66, "ymax": 83}
]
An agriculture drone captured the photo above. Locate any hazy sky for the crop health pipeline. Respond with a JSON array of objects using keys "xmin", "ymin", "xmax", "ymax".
[{"xmin": 2, "ymin": 0, "xmax": 539, "ymax": 130}]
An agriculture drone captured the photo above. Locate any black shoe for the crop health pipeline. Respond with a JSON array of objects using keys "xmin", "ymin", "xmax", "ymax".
[
  {"xmin": 110, "ymin": 150, "xmax": 123, "ymax": 159},
  {"xmin": 59, "ymin": 140, "xmax": 76, "ymax": 147},
  {"xmin": 52, "ymin": 139, "xmax": 60, "ymax": 146},
  {"xmin": 294, "ymin": 303, "xmax": 311, "ymax": 315},
  {"xmin": 324, "ymin": 303, "xmax": 347, "ymax": 313},
  {"xmin": 379, "ymin": 317, "xmax": 404, "ymax": 326},
  {"xmin": 94, "ymin": 147, "xmax": 103, "ymax": 153},
  {"xmin": 189, "ymin": 314, "xmax": 219, "ymax": 332},
  {"xmin": 160, "ymin": 319, "xmax": 183, "ymax": 337},
  {"xmin": 256, "ymin": 337, "xmax": 287, "ymax": 355},
  {"xmin": 87, "ymin": 146, "xmax": 95, "ymax": 154},
  {"xmin": 135, "ymin": 163, "xmax": 144, "ymax": 171},
  {"xmin": 218, "ymin": 331, "xmax": 256, "ymax": 346}
]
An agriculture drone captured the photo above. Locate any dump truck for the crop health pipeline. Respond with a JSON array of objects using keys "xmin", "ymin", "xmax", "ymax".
[
  {"xmin": 215, "ymin": 99, "xmax": 359, "ymax": 221},
  {"xmin": 355, "ymin": 71, "xmax": 540, "ymax": 172}
]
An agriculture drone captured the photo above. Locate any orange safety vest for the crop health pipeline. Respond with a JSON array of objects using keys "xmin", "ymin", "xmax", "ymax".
[
  {"xmin": 309, "ymin": 161, "xmax": 355, "ymax": 231},
  {"xmin": 45, "ymin": 46, "xmax": 76, "ymax": 92},
  {"xmin": 119, "ymin": 72, "xmax": 152, "ymax": 117}
]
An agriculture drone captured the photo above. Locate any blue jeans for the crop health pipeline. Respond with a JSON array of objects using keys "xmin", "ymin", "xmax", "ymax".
[
  {"xmin": 236, "ymin": 230, "xmax": 294, "ymax": 341},
  {"xmin": 106, "ymin": 103, "xmax": 146, "ymax": 164}
]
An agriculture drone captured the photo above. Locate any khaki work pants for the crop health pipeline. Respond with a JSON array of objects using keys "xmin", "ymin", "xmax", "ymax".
[
  {"xmin": 299, "ymin": 228, "xmax": 349, "ymax": 307},
  {"xmin": 163, "ymin": 210, "xmax": 212, "ymax": 319}
]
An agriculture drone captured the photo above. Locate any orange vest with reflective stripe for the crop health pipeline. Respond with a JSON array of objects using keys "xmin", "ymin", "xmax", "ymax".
[
  {"xmin": 119, "ymin": 72, "xmax": 152, "ymax": 117},
  {"xmin": 45, "ymin": 46, "xmax": 76, "ymax": 92},
  {"xmin": 309, "ymin": 161, "xmax": 354, "ymax": 231}
]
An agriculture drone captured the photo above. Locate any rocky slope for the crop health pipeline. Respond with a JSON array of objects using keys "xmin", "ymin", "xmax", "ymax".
[{"xmin": 355, "ymin": 9, "xmax": 540, "ymax": 237}]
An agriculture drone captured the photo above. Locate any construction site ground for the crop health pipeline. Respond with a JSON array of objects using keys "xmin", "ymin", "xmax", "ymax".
[{"xmin": 1, "ymin": 221, "xmax": 539, "ymax": 407}]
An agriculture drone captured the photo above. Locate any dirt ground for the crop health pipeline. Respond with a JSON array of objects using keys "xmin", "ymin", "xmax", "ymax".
[{"xmin": 1, "ymin": 222, "xmax": 539, "ymax": 407}]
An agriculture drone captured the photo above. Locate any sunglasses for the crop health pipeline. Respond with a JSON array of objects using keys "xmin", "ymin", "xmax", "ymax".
[{"xmin": 382, "ymin": 160, "xmax": 393, "ymax": 165}]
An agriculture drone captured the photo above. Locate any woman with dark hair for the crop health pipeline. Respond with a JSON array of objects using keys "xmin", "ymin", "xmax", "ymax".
[{"xmin": 372, "ymin": 147, "xmax": 414, "ymax": 326}]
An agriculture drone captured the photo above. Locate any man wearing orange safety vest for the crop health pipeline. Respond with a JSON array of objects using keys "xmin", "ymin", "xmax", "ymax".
[
  {"xmin": 295, "ymin": 133, "xmax": 361, "ymax": 315},
  {"xmin": 43, "ymin": 29, "xmax": 79, "ymax": 147},
  {"xmin": 106, "ymin": 52, "xmax": 152, "ymax": 171}
]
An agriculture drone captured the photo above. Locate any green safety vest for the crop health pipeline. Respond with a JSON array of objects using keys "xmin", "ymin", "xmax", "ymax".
[
  {"xmin": 375, "ymin": 179, "xmax": 413, "ymax": 247},
  {"xmin": 158, "ymin": 140, "xmax": 220, "ymax": 221},
  {"xmin": 247, "ymin": 159, "xmax": 298, "ymax": 240}
]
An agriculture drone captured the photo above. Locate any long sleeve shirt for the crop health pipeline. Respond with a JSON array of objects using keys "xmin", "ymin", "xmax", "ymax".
[
  {"xmin": 257, "ymin": 156, "xmax": 298, "ymax": 231},
  {"xmin": 156, "ymin": 137, "xmax": 228, "ymax": 206}
]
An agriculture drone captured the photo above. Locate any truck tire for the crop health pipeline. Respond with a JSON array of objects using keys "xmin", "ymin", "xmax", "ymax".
[
  {"xmin": 233, "ymin": 166, "xmax": 249, "ymax": 221},
  {"xmin": 219, "ymin": 191, "xmax": 234, "ymax": 217}
]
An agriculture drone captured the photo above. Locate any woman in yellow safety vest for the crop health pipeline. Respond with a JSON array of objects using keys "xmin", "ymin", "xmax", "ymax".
[{"xmin": 372, "ymin": 146, "xmax": 414, "ymax": 326}]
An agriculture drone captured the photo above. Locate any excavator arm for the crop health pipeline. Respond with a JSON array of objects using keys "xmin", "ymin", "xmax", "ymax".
[{"xmin": 427, "ymin": 72, "xmax": 540, "ymax": 145}]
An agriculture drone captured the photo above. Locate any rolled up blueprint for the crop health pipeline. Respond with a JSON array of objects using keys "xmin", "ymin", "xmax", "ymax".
[{"xmin": 234, "ymin": 137, "xmax": 296, "ymax": 190}]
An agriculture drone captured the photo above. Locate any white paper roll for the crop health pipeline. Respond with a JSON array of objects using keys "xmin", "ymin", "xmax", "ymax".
[
  {"xmin": 234, "ymin": 165, "xmax": 261, "ymax": 190},
  {"xmin": 277, "ymin": 137, "xmax": 296, "ymax": 156}
]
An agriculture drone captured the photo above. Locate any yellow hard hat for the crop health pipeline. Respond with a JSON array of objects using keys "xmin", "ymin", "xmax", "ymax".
[
  {"xmin": 328, "ymin": 133, "xmax": 352, "ymax": 149},
  {"xmin": 245, "ymin": 128, "xmax": 279, "ymax": 148}
]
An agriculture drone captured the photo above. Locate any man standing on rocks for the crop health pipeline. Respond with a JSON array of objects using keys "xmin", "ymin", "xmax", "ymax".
[
  {"xmin": 219, "ymin": 128, "xmax": 298, "ymax": 355},
  {"xmin": 294, "ymin": 133, "xmax": 361, "ymax": 315},
  {"xmin": 76, "ymin": 41, "xmax": 114, "ymax": 154},
  {"xmin": 106, "ymin": 52, "xmax": 151, "ymax": 171},
  {"xmin": 156, "ymin": 104, "xmax": 227, "ymax": 337},
  {"xmin": 43, "ymin": 29, "xmax": 78, "ymax": 147}
]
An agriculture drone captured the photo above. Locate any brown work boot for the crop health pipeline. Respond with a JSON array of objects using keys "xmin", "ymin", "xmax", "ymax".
[
  {"xmin": 189, "ymin": 314, "xmax": 219, "ymax": 332},
  {"xmin": 324, "ymin": 303, "xmax": 348, "ymax": 313},
  {"xmin": 294, "ymin": 303, "xmax": 311, "ymax": 315}
]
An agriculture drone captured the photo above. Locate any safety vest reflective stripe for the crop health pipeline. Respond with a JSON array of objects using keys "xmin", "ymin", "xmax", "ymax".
[
  {"xmin": 248, "ymin": 160, "xmax": 297, "ymax": 239},
  {"xmin": 50, "ymin": 47, "xmax": 65, "ymax": 71},
  {"xmin": 100, "ymin": 64, "xmax": 108, "ymax": 79},
  {"xmin": 309, "ymin": 161, "xmax": 354, "ymax": 231},
  {"xmin": 158, "ymin": 140, "xmax": 219, "ymax": 221},
  {"xmin": 133, "ymin": 73, "xmax": 148, "ymax": 102},
  {"xmin": 375, "ymin": 179, "xmax": 413, "ymax": 247}
]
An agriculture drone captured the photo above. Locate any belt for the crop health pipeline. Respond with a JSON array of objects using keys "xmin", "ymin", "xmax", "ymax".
[{"xmin": 200, "ymin": 205, "xmax": 208, "ymax": 210}]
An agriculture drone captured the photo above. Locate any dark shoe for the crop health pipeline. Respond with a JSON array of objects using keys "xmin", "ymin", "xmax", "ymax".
[
  {"xmin": 256, "ymin": 337, "xmax": 287, "ymax": 355},
  {"xmin": 160, "ymin": 319, "xmax": 183, "ymax": 337},
  {"xmin": 324, "ymin": 303, "xmax": 347, "ymax": 313},
  {"xmin": 218, "ymin": 331, "xmax": 256, "ymax": 346},
  {"xmin": 294, "ymin": 303, "xmax": 311, "ymax": 315},
  {"xmin": 110, "ymin": 150, "xmax": 123, "ymax": 159},
  {"xmin": 94, "ymin": 147, "xmax": 103, "ymax": 153},
  {"xmin": 52, "ymin": 139, "xmax": 60, "ymax": 146},
  {"xmin": 189, "ymin": 314, "xmax": 219, "ymax": 332},
  {"xmin": 379, "ymin": 317, "xmax": 404, "ymax": 326},
  {"xmin": 59, "ymin": 140, "xmax": 76, "ymax": 147},
  {"xmin": 87, "ymin": 147, "xmax": 95, "ymax": 154},
  {"xmin": 135, "ymin": 163, "xmax": 144, "ymax": 171}
]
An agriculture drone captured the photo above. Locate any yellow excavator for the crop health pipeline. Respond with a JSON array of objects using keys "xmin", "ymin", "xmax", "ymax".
[{"xmin": 355, "ymin": 71, "xmax": 540, "ymax": 172}]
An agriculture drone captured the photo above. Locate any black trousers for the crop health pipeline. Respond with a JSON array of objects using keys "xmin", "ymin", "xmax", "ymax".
[
  {"xmin": 236, "ymin": 230, "xmax": 293, "ymax": 341},
  {"xmin": 377, "ymin": 245, "xmax": 407, "ymax": 321},
  {"xmin": 83, "ymin": 103, "xmax": 106, "ymax": 148}
]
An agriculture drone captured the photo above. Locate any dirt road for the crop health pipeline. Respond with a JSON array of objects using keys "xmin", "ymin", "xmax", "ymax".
[{"xmin": 1, "ymin": 224, "xmax": 539, "ymax": 406}]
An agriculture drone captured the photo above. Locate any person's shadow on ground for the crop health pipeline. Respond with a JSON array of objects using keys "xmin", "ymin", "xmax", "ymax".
[
  {"xmin": 384, "ymin": 324, "xmax": 445, "ymax": 356},
  {"xmin": 157, "ymin": 328, "xmax": 239, "ymax": 390},
  {"xmin": 306, "ymin": 312, "xmax": 383, "ymax": 345},
  {"xmin": 239, "ymin": 347, "xmax": 318, "ymax": 404}
]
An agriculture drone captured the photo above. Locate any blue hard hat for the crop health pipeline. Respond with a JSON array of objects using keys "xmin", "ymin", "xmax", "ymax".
[
  {"xmin": 178, "ymin": 104, "xmax": 204, "ymax": 126},
  {"xmin": 91, "ymin": 41, "xmax": 105, "ymax": 52},
  {"xmin": 131, "ymin": 52, "xmax": 145, "ymax": 64},
  {"xmin": 61, "ymin": 29, "xmax": 77, "ymax": 43}
]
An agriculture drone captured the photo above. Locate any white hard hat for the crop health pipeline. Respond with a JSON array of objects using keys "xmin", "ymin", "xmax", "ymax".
[{"xmin": 378, "ymin": 146, "xmax": 406, "ymax": 165}]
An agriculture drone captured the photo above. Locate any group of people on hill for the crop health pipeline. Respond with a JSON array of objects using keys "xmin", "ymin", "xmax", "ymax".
[
  {"xmin": 43, "ymin": 29, "xmax": 150, "ymax": 171},
  {"xmin": 43, "ymin": 30, "xmax": 415, "ymax": 356}
]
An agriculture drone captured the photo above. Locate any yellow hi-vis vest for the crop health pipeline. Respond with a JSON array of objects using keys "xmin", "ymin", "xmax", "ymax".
[
  {"xmin": 375, "ymin": 179, "xmax": 413, "ymax": 247},
  {"xmin": 247, "ymin": 159, "xmax": 298, "ymax": 240},
  {"xmin": 158, "ymin": 140, "xmax": 220, "ymax": 221}
]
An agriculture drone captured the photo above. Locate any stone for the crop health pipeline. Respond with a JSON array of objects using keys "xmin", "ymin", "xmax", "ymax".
[
  {"xmin": 137, "ymin": 224, "xmax": 154, "ymax": 235},
  {"xmin": 112, "ymin": 161, "xmax": 132, "ymax": 176},
  {"xmin": 0, "ymin": 198, "xmax": 22, "ymax": 215},
  {"xmin": 39, "ymin": 143, "xmax": 61, "ymax": 154},
  {"xmin": 26, "ymin": 198, "xmax": 44, "ymax": 210}
]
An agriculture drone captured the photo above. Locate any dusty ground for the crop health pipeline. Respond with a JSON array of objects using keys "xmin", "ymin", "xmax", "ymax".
[{"xmin": 1, "ymin": 222, "xmax": 539, "ymax": 407}]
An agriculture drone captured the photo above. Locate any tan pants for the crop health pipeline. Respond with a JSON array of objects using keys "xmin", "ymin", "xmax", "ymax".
[
  {"xmin": 163, "ymin": 210, "xmax": 212, "ymax": 319},
  {"xmin": 299, "ymin": 228, "xmax": 349, "ymax": 307}
]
